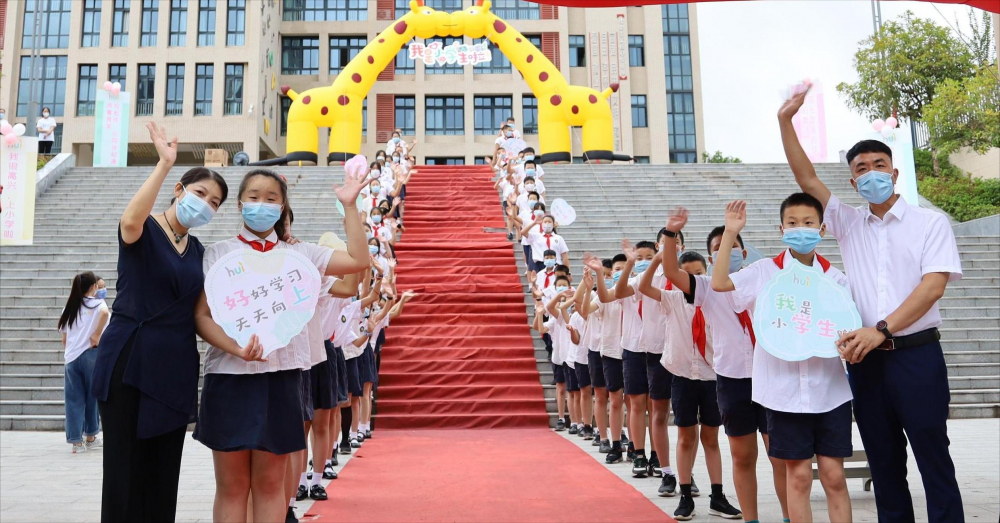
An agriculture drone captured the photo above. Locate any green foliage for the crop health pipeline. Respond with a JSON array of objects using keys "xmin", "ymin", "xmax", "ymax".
[
  {"xmin": 956, "ymin": 8, "xmax": 996, "ymax": 68},
  {"xmin": 701, "ymin": 151, "xmax": 742, "ymax": 164},
  {"xmin": 836, "ymin": 11, "xmax": 974, "ymax": 121},
  {"xmin": 915, "ymin": 149, "xmax": 1000, "ymax": 222},
  {"xmin": 914, "ymin": 148, "xmax": 962, "ymax": 178},
  {"xmin": 923, "ymin": 67, "xmax": 1000, "ymax": 156}
]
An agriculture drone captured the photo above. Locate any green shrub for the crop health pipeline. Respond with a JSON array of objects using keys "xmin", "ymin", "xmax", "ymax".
[{"xmin": 917, "ymin": 173, "xmax": 1000, "ymax": 222}]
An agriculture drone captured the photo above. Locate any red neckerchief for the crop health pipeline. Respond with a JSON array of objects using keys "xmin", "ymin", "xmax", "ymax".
[
  {"xmin": 238, "ymin": 235, "xmax": 276, "ymax": 252},
  {"xmin": 772, "ymin": 250, "xmax": 831, "ymax": 272},
  {"xmin": 666, "ymin": 280, "xmax": 707, "ymax": 362}
]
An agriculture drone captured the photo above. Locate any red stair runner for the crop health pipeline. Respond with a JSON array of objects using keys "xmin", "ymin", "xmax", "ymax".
[{"xmin": 375, "ymin": 165, "xmax": 549, "ymax": 429}]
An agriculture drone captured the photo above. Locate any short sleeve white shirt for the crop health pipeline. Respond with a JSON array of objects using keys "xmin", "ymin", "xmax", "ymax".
[
  {"xmin": 596, "ymin": 299, "xmax": 624, "ymax": 359},
  {"xmin": 569, "ymin": 312, "xmax": 588, "ymax": 364},
  {"xmin": 582, "ymin": 298, "xmax": 603, "ymax": 352},
  {"xmin": 632, "ymin": 273, "xmax": 668, "ymax": 354},
  {"xmin": 691, "ymin": 274, "xmax": 754, "ymax": 379},
  {"xmin": 545, "ymin": 315, "xmax": 569, "ymax": 366},
  {"xmin": 60, "ymin": 298, "xmax": 109, "ymax": 364},
  {"xmin": 658, "ymin": 289, "xmax": 716, "ymax": 381},
  {"xmin": 530, "ymin": 233, "xmax": 568, "ymax": 263},
  {"xmin": 619, "ymin": 279, "xmax": 643, "ymax": 353}
]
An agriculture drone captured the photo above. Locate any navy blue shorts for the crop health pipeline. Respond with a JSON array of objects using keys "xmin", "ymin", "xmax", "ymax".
[
  {"xmin": 601, "ymin": 355, "xmax": 624, "ymax": 393},
  {"xmin": 716, "ymin": 375, "xmax": 767, "ymax": 437},
  {"xmin": 564, "ymin": 363, "xmax": 580, "ymax": 392},
  {"xmin": 522, "ymin": 244, "xmax": 532, "ymax": 264},
  {"xmin": 345, "ymin": 356, "xmax": 363, "ymax": 397},
  {"xmin": 311, "ymin": 352, "xmax": 336, "ymax": 411},
  {"xmin": 553, "ymin": 362, "xmax": 567, "ymax": 384},
  {"xmin": 359, "ymin": 344, "xmax": 376, "ymax": 385},
  {"xmin": 533, "ymin": 260, "xmax": 546, "ymax": 273},
  {"xmin": 588, "ymin": 351, "xmax": 606, "ymax": 389},
  {"xmin": 623, "ymin": 350, "xmax": 648, "ymax": 396},
  {"xmin": 767, "ymin": 401, "xmax": 854, "ymax": 460},
  {"xmin": 333, "ymin": 345, "xmax": 349, "ymax": 405},
  {"xmin": 671, "ymin": 376, "xmax": 722, "ymax": 428},
  {"xmin": 575, "ymin": 363, "xmax": 592, "ymax": 389},
  {"xmin": 646, "ymin": 352, "xmax": 673, "ymax": 400},
  {"xmin": 300, "ymin": 369, "xmax": 314, "ymax": 421}
]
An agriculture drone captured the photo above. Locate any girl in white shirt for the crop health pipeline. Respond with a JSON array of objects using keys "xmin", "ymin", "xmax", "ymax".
[
  {"xmin": 58, "ymin": 271, "xmax": 110, "ymax": 453},
  {"xmin": 37, "ymin": 107, "xmax": 56, "ymax": 154},
  {"xmin": 192, "ymin": 168, "xmax": 371, "ymax": 523}
]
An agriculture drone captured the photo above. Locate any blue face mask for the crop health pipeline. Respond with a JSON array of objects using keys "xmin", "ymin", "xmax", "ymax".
[
  {"xmin": 634, "ymin": 260, "xmax": 651, "ymax": 273},
  {"xmin": 525, "ymin": 155, "xmax": 535, "ymax": 162},
  {"xmin": 366, "ymin": 231, "xmax": 374, "ymax": 240},
  {"xmin": 856, "ymin": 170, "xmax": 895, "ymax": 204},
  {"xmin": 372, "ymin": 215, "xmax": 383, "ymax": 224},
  {"xmin": 241, "ymin": 202, "xmax": 283, "ymax": 232},
  {"xmin": 392, "ymin": 137, "xmax": 400, "ymax": 143},
  {"xmin": 368, "ymin": 245, "xmax": 379, "ymax": 256},
  {"xmin": 543, "ymin": 258, "xmax": 556, "ymax": 268},
  {"xmin": 605, "ymin": 278, "xmax": 615, "ymax": 289},
  {"xmin": 95, "ymin": 288, "xmax": 108, "ymax": 300},
  {"xmin": 555, "ymin": 286, "xmax": 569, "ymax": 293},
  {"xmin": 713, "ymin": 250, "xmax": 744, "ymax": 274},
  {"xmin": 782, "ymin": 227, "xmax": 823, "ymax": 255},
  {"xmin": 175, "ymin": 187, "xmax": 216, "ymax": 228},
  {"xmin": 371, "ymin": 185, "xmax": 381, "ymax": 194},
  {"xmin": 526, "ymin": 169, "xmax": 536, "ymax": 176},
  {"xmin": 611, "ymin": 271, "xmax": 622, "ymax": 284}
]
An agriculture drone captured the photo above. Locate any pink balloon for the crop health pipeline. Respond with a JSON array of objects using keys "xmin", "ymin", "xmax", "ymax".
[
  {"xmin": 344, "ymin": 154, "xmax": 369, "ymax": 178},
  {"xmin": 4, "ymin": 134, "xmax": 17, "ymax": 146},
  {"xmin": 880, "ymin": 125, "xmax": 894, "ymax": 137},
  {"xmin": 0, "ymin": 122, "xmax": 12, "ymax": 136},
  {"xmin": 103, "ymin": 81, "xmax": 113, "ymax": 91},
  {"xmin": 111, "ymin": 84, "xmax": 122, "ymax": 96},
  {"xmin": 885, "ymin": 116, "xmax": 898, "ymax": 129},
  {"xmin": 872, "ymin": 119, "xmax": 885, "ymax": 132}
]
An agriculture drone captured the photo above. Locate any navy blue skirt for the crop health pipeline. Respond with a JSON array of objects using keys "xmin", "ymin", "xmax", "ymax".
[
  {"xmin": 311, "ymin": 349, "xmax": 336, "ymax": 411},
  {"xmin": 359, "ymin": 344, "xmax": 377, "ymax": 385},
  {"xmin": 300, "ymin": 368, "xmax": 314, "ymax": 421},
  {"xmin": 194, "ymin": 369, "xmax": 307, "ymax": 455},
  {"xmin": 345, "ymin": 356, "xmax": 363, "ymax": 397},
  {"xmin": 333, "ymin": 345, "xmax": 349, "ymax": 405}
]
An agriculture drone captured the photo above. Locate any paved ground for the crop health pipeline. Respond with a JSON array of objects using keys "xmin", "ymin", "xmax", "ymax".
[{"xmin": 1, "ymin": 419, "xmax": 997, "ymax": 522}]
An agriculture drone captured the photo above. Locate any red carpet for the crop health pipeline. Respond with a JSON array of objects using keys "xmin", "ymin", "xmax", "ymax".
[
  {"xmin": 375, "ymin": 165, "xmax": 549, "ymax": 429},
  {"xmin": 306, "ymin": 429, "xmax": 676, "ymax": 523}
]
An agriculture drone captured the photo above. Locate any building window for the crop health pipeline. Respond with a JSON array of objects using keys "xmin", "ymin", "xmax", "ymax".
[
  {"xmin": 662, "ymin": 3, "xmax": 690, "ymax": 33},
  {"xmin": 395, "ymin": 96, "xmax": 416, "ymax": 135},
  {"xmin": 425, "ymin": 96, "xmax": 464, "ymax": 135},
  {"xmin": 109, "ymin": 65, "xmax": 128, "ymax": 88},
  {"xmin": 226, "ymin": 0, "xmax": 245, "ymax": 46},
  {"xmin": 112, "ymin": 0, "xmax": 130, "ymax": 47},
  {"xmin": 362, "ymin": 98, "xmax": 368, "ymax": 136},
  {"xmin": 631, "ymin": 95, "xmax": 647, "ymax": 128},
  {"xmin": 137, "ymin": 65, "xmax": 156, "ymax": 116},
  {"xmin": 81, "ymin": 0, "xmax": 102, "ymax": 48},
  {"xmin": 572, "ymin": 156, "xmax": 586, "ymax": 164},
  {"xmin": 330, "ymin": 37, "xmax": 367, "ymax": 74},
  {"xmin": 634, "ymin": 156, "xmax": 650, "ymax": 164},
  {"xmin": 425, "ymin": 38, "xmax": 463, "ymax": 75},
  {"xmin": 16, "ymin": 56, "xmax": 68, "ymax": 117},
  {"xmin": 628, "ymin": 35, "xmax": 644, "ymax": 67},
  {"xmin": 395, "ymin": 45, "xmax": 415, "ymax": 75},
  {"xmin": 281, "ymin": 96, "xmax": 292, "ymax": 136},
  {"xmin": 426, "ymin": 157, "xmax": 464, "ymax": 165},
  {"xmin": 195, "ymin": 64, "xmax": 213, "ymax": 115},
  {"xmin": 423, "ymin": 0, "xmax": 462, "ymax": 10},
  {"xmin": 76, "ymin": 65, "xmax": 99, "ymax": 117},
  {"xmin": 141, "ymin": 0, "xmax": 159, "ymax": 47},
  {"xmin": 522, "ymin": 95, "xmax": 538, "ymax": 134},
  {"xmin": 473, "ymin": 39, "xmax": 511, "ymax": 74},
  {"xmin": 569, "ymin": 35, "xmax": 586, "ymax": 67},
  {"xmin": 492, "ymin": 0, "xmax": 539, "ymax": 19},
  {"xmin": 22, "ymin": 0, "xmax": 72, "ymax": 49},
  {"xmin": 474, "ymin": 157, "xmax": 489, "ymax": 165},
  {"xmin": 474, "ymin": 96, "xmax": 512, "ymax": 135},
  {"xmin": 282, "ymin": 37, "xmax": 320, "ymax": 75},
  {"xmin": 668, "ymin": 92, "xmax": 696, "ymax": 163},
  {"xmin": 284, "ymin": 0, "xmax": 367, "ymax": 21},
  {"xmin": 166, "ymin": 64, "xmax": 185, "ymax": 116},
  {"xmin": 170, "ymin": 0, "xmax": 188, "ymax": 46},
  {"xmin": 224, "ymin": 64, "xmax": 244, "ymax": 115},
  {"xmin": 663, "ymin": 35, "xmax": 693, "ymax": 91},
  {"xmin": 198, "ymin": 0, "xmax": 216, "ymax": 46}
]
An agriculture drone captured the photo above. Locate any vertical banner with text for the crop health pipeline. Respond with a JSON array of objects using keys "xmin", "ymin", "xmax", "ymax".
[
  {"xmin": 791, "ymin": 81, "xmax": 827, "ymax": 163},
  {"xmin": 94, "ymin": 91, "xmax": 131, "ymax": 167},
  {"xmin": 1, "ymin": 137, "xmax": 39, "ymax": 246}
]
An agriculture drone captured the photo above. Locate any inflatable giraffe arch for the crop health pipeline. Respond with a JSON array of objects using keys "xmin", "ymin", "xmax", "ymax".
[{"xmin": 275, "ymin": 0, "xmax": 629, "ymax": 165}]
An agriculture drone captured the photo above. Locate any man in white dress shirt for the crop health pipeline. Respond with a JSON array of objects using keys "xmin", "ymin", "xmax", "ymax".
[{"xmin": 780, "ymin": 87, "xmax": 964, "ymax": 523}]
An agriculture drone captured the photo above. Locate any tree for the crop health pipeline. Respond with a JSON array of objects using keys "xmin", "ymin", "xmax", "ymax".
[
  {"xmin": 702, "ymin": 151, "xmax": 742, "ymax": 164},
  {"xmin": 923, "ymin": 67, "xmax": 1000, "ymax": 158},
  {"xmin": 955, "ymin": 8, "xmax": 996, "ymax": 69}
]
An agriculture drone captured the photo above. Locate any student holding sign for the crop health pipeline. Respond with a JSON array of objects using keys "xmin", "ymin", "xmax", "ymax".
[
  {"xmin": 711, "ymin": 198, "xmax": 854, "ymax": 523},
  {"xmin": 192, "ymin": 167, "xmax": 371, "ymax": 523},
  {"xmin": 780, "ymin": 87, "xmax": 965, "ymax": 523}
]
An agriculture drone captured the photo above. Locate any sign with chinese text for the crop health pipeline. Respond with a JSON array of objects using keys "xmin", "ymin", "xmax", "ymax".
[
  {"xmin": 407, "ymin": 41, "xmax": 492, "ymax": 66},
  {"xmin": 205, "ymin": 248, "xmax": 322, "ymax": 357},
  {"xmin": 791, "ymin": 81, "xmax": 827, "ymax": 163},
  {"xmin": 94, "ymin": 90, "xmax": 131, "ymax": 167},
  {"xmin": 1, "ymin": 137, "xmax": 38, "ymax": 246},
  {"xmin": 753, "ymin": 260, "xmax": 861, "ymax": 361},
  {"xmin": 550, "ymin": 198, "xmax": 577, "ymax": 226}
]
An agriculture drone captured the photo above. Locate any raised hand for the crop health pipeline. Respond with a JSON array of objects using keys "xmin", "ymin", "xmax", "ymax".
[
  {"xmin": 583, "ymin": 253, "xmax": 604, "ymax": 273},
  {"xmin": 334, "ymin": 167, "xmax": 367, "ymax": 205},
  {"xmin": 401, "ymin": 290, "xmax": 417, "ymax": 300},
  {"xmin": 724, "ymin": 200, "xmax": 747, "ymax": 234},
  {"xmin": 621, "ymin": 239, "xmax": 636, "ymax": 263},
  {"xmin": 146, "ymin": 122, "xmax": 178, "ymax": 165},
  {"xmin": 393, "ymin": 197, "xmax": 402, "ymax": 206},
  {"xmin": 778, "ymin": 81, "xmax": 812, "ymax": 121},
  {"xmin": 666, "ymin": 207, "xmax": 689, "ymax": 234},
  {"xmin": 582, "ymin": 269, "xmax": 594, "ymax": 288}
]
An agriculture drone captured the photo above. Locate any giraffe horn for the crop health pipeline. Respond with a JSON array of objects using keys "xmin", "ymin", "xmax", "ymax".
[
  {"xmin": 476, "ymin": 0, "xmax": 485, "ymax": 5},
  {"xmin": 415, "ymin": 0, "xmax": 424, "ymax": 6}
]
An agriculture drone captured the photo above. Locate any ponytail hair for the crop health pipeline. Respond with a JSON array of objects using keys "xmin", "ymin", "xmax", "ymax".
[
  {"xmin": 274, "ymin": 205, "xmax": 294, "ymax": 242},
  {"xmin": 58, "ymin": 271, "xmax": 99, "ymax": 331}
]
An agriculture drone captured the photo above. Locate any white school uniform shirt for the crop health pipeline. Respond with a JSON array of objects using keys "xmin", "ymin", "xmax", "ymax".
[
  {"xmin": 516, "ymin": 193, "xmax": 545, "ymax": 215},
  {"xmin": 370, "ymin": 311, "xmax": 390, "ymax": 342},
  {"xmin": 371, "ymin": 222, "xmax": 393, "ymax": 243},
  {"xmin": 658, "ymin": 287, "xmax": 716, "ymax": 381},
  {"xmin": 619, "ymin": 277, "xmax": 643, "ymax": 353},
  {"xmin": 60, "ymin": 297, "xmax": 110, "ymax": 364},
  {"xmin": 529, "ymin": 232, "xmax": 568, "ymax": 263},
  {"xmin": 535, "ymin": 268, "xmax": 558, "ymax": 293},
  {"xmin": 385, "ymin": 139, "xmax": 408, "ymax": 155},
  {"xmin": 330, "ymin": 299, "xmax": 362, "ymax": 348},
  {"xmin": 362, "ymin": 193, "xmax": 387, "ymax": 217},
  {"xmin": 691, "ymin": 273, "xmax": 754, "ymax": 379},
  {"xmin": 730, "ymin": 250, "xmax": 854, "ymax": 413},
  {"xmin": 545, "ymin": 312, "xmax": 572, "ymax": 368},
  {"xmin": 596, "ymin": 297, "xmax": 624, "ymax": 359},
  {"xmin": 297, "ymin": 277, "xmax": 335, "ymax": 366},
  {"xmin": 519, "ymin": 209, "xmax": 542, "ymax": 246},
  {"xmin": 569, "ymin": 312, "xmax": 588, "ymax": 365},
  {"xmin": 202, "ymin": 228, "xmax": 333, "ymax": 375},
  {"xmin": 825, "ymin": 194, "xmax": 962, "ymax": 335},
  {"xmin": 631, "ymin": 271, "xmax": 669, "ymax": 355},
  {"xmin": 343, "ymin": 318, "xmax": 368, "ymax": 360},
  {"xmin": 582, "ymin": 296, "xmax": 604, "ymax": 352}
]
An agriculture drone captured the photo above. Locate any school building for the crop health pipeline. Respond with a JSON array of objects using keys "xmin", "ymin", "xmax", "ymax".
[{"xmin": 0, "ymin": 0, "xmax": 705, "ymax": 166}]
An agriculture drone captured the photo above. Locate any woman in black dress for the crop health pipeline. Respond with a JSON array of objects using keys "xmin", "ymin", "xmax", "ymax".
[{"xmin": 92, "ymin": 122, "xmax": 263, "ymax": 523}]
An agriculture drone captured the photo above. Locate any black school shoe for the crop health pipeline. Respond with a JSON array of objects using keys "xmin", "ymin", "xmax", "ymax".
[
  {"xmin": 631, "ymin": 455, "xmax": 649, "ymax": 477},
  {"xmin": 286, "ymin": 506, "xmax": 299, "ymax": 523},
  {"xmin": 591, "ymin": 433, "xmax": 602, "ymax": 446},
  {"xmin": 690, "ymin": 477, "xmax": 700, "ymax": 497},
  {"xmin": 648, "ymin": 453, "xmax": 663, "ymax": 477},
  {"xmin": 365, "ymin": 429, "xmax": 372, "ymax": 439},
  {"xmin": 582, "ymin": 426, "xmax": 595, "ymax": 440},
  {"xmin": 673, "ymin": 495, "xmax": 696, "ymax": 521},
  {"xmin": 568, "ymin": 424, "xmax": 579, "ymax": 435},
  {"xmin": 331, "ymin": 453, "xmax": 339, "ymax": 467},
  {"xmin": 598, "ymin": 440, "xmax": 612, "ymax": 453},
  {"xmin": 555, "ymin": 419, "xmax": 566, "ymax": 431},
  {"xmin": 708, "ymin": 494, "xmax": 742, "ymax": 519},
  {"xmin": 658, "ymin": 474, "xmax": 677, "ymax": 497},
  {"xmin": 295, "ymin": 485, "xmax": 309, "ymax": 501},
  {"xmin": 309, "ymin": 484, "xmax": 328, "ymax": 501},
  {"xmin": 605, "ymin": 449, "xmax": 624, "ymax": 464},
  {"xmin": 620, "ymin": 432, "xmax": 630, "ymax": 447},
  {"xmin": 323, "ymin": 462, "xmax": 337, "ymax": 480},
  {"xmin": 339, "ymin": 443, "xmax": 352, "ymax": 455},
  {"xmin": 626, "ymin": 441, "xmax": 636, "ymax": 462}
]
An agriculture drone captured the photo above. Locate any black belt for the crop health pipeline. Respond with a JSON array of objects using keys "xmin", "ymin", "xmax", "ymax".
[{"xmin": 877, "ymin": 328, "xmax": 940, "ymax": 350}]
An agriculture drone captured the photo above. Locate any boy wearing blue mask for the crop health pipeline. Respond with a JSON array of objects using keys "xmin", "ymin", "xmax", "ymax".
[
  {"xmin": 534, "ymin": 287, "xmax": 575, "ymax": 431},
  {"xmin": 661, "ymin": 209, "xmax": 790, "ymax": 523},
  {"xmin": 710, "ymin": 197, "xmax": 853, "ymax": 523},
  {"xmin": 547, "ymin": 279, "xmax": 582, "ymax": 432}
]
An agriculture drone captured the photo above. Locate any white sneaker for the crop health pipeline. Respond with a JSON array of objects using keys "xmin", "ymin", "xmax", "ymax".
[
  {"xmin": 71, "ymin": 443, "xmax": 87, "ymax": 454},
  {"xmin": 85, "ymin": 437, "xmax": 103, "ymax": 450}
]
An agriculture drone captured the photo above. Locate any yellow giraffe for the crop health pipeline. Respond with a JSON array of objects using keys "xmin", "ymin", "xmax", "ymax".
[
  {"xmin": 450, "ymin": 0, "xmax": 625, "ymax": 164},
  {"xmin": 280, "ymin": 1, "xmax": 447, "ymax": 165}
]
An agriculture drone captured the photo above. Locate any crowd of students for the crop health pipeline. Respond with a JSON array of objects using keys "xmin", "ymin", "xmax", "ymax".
[{"xmin": 488, "ymin": 84, "xmax": 966, "ymax": 523}]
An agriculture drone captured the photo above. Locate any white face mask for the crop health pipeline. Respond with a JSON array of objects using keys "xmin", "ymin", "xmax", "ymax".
[{"xmin": 42, "ymin": 112, "xmax": 50, "ymax": 118}]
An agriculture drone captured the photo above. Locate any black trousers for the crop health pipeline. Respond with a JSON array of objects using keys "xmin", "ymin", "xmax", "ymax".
[
  {"xmin": 38, "ymin": 140, "xmax": 53, "ymax": 154},
  {"xmin": 98, "ymin": 341, "xmax": 187, "ymax": 523}
]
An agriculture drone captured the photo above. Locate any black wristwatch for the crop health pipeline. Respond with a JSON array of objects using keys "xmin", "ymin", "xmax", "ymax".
[
  {"xmin": 663, "ymin": 229, "xmax": 678, "ymax": 238},
  {"xmin": 876, "ymin": 320, "xmax": 892, "ymax": 339}
]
